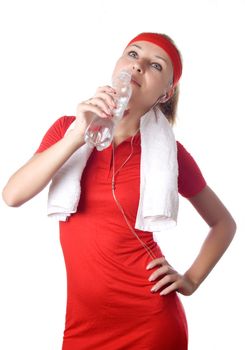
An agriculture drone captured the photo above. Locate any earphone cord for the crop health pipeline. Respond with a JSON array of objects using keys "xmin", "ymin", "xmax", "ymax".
[{"xmin": 111, "ymin": 135, "xmax": 157, "ymax": 261}]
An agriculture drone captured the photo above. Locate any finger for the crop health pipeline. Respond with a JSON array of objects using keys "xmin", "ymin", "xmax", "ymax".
[
  {"xmin": 94, "ymin": 91, "xmax": 117, "ymax": 109},
  {"xmin": 146, "ymin": 257, "xmax": 166, "ymax": 270},
  {"xmin": 150, "ymin": 274, "xmax": 178, "ymax": 293},
  {"xmin": 96, "ymin": 85, "xmax": 116, "ymax": 95},
  {"xmin": 160, "ymin": 281, "xmax": 179, "ymax": 296},
  {"xmin": 78, "ymin": 103, "xmax": 110, "ymax": 119},
  {"xmin": 86, "ymin": 96, "xmax": 114, "ymax": 116},
  {"xmin": 148, "ymin": 265, "xmax": 175, "ymax": 281},
  {"xmin": 95, "ymin": 86, "xmax": 117, "ymax": 105}
]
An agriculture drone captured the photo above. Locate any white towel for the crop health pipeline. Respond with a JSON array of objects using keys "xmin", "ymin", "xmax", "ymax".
[
  {"xmin": 47, "ymin": 123, "xmax": 93, "ymax": 221},
  {"xmin": 47, "ymin": 107, "xmax": 179, "ymax": 232},
  {"xmin": 135, "ymin": 107, "xmax": 179, "ymax": 232}
]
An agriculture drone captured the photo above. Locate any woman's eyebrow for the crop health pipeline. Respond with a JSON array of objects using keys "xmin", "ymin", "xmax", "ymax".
[
  {"xmin": 155, "ymin": 55, "xmax": 168, "ymax": 63},
  {"xmin": 129, "ymin": 44, "xmax": 167, "ymax": 63},
  {"xmin": 129, "ymin": 44, "xmax": 142, "ymax": 50}
]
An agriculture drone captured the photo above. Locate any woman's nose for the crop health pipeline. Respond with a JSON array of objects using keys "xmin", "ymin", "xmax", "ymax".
[{"xmin": 132, "ymin": 61, "xmax": 144, "ymax": 73}]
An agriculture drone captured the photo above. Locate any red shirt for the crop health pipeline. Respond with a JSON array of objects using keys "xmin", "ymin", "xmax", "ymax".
[
  {"xmin": 35, "ymin": 116, "xmax": 206, "ymax": 349},
  {"xmin": 36, "ymin": 116, "xmax": 206, "ymax": 198}
]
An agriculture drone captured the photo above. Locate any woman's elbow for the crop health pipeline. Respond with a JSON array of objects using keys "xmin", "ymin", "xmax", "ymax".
[
  {"xmin": 228, "ymin": 215, "xmax": 237, "ymax": 237},
  {"xmin": 2, "ymin": 186, "xmax": 23, "ymax": 207},
  {"xmin": 220, "ymin": 212, "xmax": 237, "ymax": 241}
]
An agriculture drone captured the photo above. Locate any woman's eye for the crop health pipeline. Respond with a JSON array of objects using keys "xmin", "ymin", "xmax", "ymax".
[
  {"xmin": 151, "ymin": 62, "xmax": 162, "ymax": 71},
  {"xmin": 128, "ymin": 50, "xmax": 138, "ymax": 58}
]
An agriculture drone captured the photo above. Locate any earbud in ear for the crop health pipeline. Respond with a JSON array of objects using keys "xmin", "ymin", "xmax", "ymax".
[{"xmin": 158, "ymin": 93, "xmax": 168, "ymax": 103}]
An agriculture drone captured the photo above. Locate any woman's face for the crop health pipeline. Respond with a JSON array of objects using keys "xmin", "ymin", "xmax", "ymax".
[{"xmin": 112, "ymin": 40, "xmax": 174, "ymax": 111}]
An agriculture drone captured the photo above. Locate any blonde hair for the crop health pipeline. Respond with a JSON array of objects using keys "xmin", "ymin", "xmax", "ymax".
[
  {"xmin": 159, "ymin": 85, "xmax": 180, "ymax": 125},
  {"xmin": 156, "ymin": 33, "xmax": 182, "ymax": 125}
]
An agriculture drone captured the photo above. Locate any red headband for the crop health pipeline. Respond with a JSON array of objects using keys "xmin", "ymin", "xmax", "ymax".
[{"xmin": 126, "ymin": 33, "xmax": 182, "ymax": 87}]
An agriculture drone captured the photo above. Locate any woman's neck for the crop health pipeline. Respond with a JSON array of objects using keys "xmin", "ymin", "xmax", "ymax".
[{"xmin": 113, "ymin": 108, "xmax": 142, "ymax": 146}]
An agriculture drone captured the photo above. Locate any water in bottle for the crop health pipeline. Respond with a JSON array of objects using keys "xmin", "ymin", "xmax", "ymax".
[{"xmin": 84, "ymin": 70, "xmax": 132, "ymax": 151}]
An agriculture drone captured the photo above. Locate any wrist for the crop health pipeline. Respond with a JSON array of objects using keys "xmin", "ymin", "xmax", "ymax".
[
  {"xmin": 183, "ymin": 271, "xmax": 200, "ymax": 291},
  {"xmin": 65, "ymin": 128, "xmax": 86, "ymax": 148}
]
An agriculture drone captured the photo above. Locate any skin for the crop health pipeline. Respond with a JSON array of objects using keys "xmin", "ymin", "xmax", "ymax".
[
  {"xmin": 111, "ymin": 41, "xmax": 175, "ymax": 143},
  {"xmin": 2, "ymin": 41, "xmax": 236, "ymax": 297}
]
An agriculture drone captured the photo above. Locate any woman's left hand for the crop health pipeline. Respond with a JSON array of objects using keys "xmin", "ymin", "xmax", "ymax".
[{"xmin": 146, "ymin": 257, "xmax": 198, "ymax": 296}]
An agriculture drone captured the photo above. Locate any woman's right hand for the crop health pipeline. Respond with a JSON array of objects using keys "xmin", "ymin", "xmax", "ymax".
[
  {"xmin": 70, "ymin": 85, "xmax": 117, "ymax": 141},
  {"xmin": 2, "ymin": 86, "xmax": 117, "ymax": 207}
]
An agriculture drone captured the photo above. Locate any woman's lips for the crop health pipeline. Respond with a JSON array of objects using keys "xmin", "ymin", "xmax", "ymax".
[{"xmin": 131, "ymin": 78, "xmax": 141, "ymax": 87}]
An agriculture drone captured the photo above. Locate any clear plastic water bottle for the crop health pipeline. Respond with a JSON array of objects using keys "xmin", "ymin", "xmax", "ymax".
[{"xmin": 84, "ymin": 70, "xmax": 132, "ymax": 151}]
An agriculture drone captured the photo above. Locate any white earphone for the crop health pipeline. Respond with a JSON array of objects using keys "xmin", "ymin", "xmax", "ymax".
[{"xmin": 158, "ymin": 93, "xmax": 169, "ymax": 103}]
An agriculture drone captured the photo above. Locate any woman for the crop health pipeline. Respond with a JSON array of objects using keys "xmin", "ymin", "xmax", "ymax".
[{"xmin": 2, "ymin": 33, "xmax": 236, "ymax": 349}]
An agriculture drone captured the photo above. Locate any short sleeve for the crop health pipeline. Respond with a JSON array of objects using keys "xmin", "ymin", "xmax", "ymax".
[
  {"xmin": 177, "ymin": 141, "xmax": 206, "ymax": 198},
  {"xmin": 35, "ymin": 116, "xmax": 75, "ymax": 153}
]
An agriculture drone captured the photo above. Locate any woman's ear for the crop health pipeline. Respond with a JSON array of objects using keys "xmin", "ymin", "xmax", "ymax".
[
  {"xmin": 159, "ymin": 86, "xmax": 175, "ymax": 103},
  {"xmin": 158, "ymin": 93, "xmax": 168, "ymax": 103}
]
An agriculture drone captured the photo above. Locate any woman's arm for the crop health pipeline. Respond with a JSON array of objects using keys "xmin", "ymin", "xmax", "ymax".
[
  {"xmin": 2, "ymin": 86, "xmax": 117, "ymax": 207},
  {"xmin": 181, "ymin": 185, "xmax": 236, "ymax": 291},
  {"xmin": 146, "ymin": 185, "xmax": 236, "ymax": 296},
  {"xmin": 2, "ymin": 128, "xmax": 85, "ymax": 207}
]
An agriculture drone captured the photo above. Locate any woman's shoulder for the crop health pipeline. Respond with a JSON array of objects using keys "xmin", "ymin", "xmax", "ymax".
[
  {"xmin": 176, "ymin": 140, "xmax": 199, "ymax": 165},
  {"xmin": 35, "ymin": 116, "xmax": 76, "ymax": 154},
  {"xmin": 176, "ymin": 140, "xmax": 189, "ymax": 154},
  {"xmin": 55, "ymin": 115, "xmax": 76, "ymax": 135},
  {"xmin": 176, "ymin": 140, "xmax": 207, "ymax": 198}
]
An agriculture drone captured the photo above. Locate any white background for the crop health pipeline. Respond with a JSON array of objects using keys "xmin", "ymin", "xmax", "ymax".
[{"xmin": 0, "ymin": 0, "xmax": 244, "ymax": 349}]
